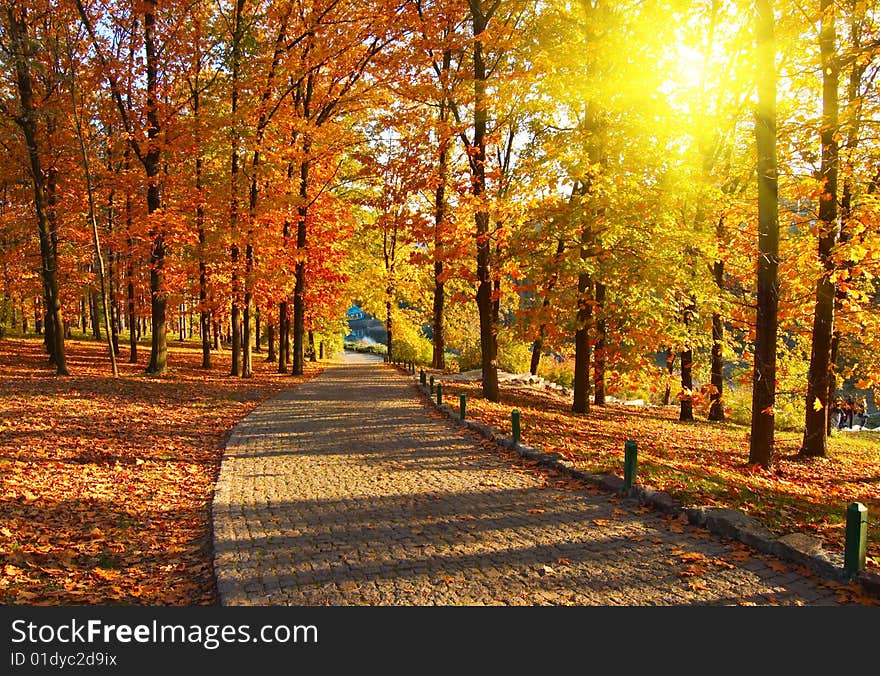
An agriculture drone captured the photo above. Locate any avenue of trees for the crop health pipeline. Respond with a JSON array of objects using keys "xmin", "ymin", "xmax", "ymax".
[{"xmin": 2, "ymin": 0, "xmax": 880, "ymax": 466}]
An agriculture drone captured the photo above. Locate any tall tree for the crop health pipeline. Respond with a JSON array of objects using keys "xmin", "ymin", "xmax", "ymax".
[
  {"xmin": 800, "ymin": 0, "xmax": 839, "ymax": 457},
  {"xmin": 465, "ymin": 0, "xmax": 500, "ymax": 401},
  {"xmin": 2, "ymin": 1, "xmax": 68, "ymax": 375},
  {"xmin": 75, "ymin": 0, "xmax": 170, "ymax": 374},
  {"xmin": 749, "ymin": 0, "xmax": 780, "ymax": 467}
]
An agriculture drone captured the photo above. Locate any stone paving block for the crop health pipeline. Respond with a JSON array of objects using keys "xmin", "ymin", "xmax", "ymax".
[{"xmin": 212, "ymin": 356, "xmax": 869, "ymax": 607}]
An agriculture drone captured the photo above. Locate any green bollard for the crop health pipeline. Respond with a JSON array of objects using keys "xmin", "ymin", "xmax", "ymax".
[
  {"xmin": 430, "ymin": 375, "xmax": 435, "ymax": 395},
  {"xmin": 437, "ymin": 382, "xmax": 443, "ymax": 406},
  {"xmin": 844, "ymin": 502, "xmax": 868, "ymax": 578},
  {"xmin": 624, "ymin": 440, "xmax": 638, "ymax": 491},
  {"xmin": 420, "ymin": 370, "xmax": 426, "ymax": 386},
  {"xmin": 511, "ymin": 409, "xmax": 520, "ymax": 446},
  {"xmin": 460, "ymin": 394, "xmax": 467, "ymax": 420}
]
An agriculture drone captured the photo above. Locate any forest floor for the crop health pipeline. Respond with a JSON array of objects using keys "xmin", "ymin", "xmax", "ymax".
[
  {"xmin": 436, "ymin": 377, "xmax": 880, "ymax": 574},
  {"xmin": 0, "ymin": 337, "xmax": 320, "ymax": 605}
]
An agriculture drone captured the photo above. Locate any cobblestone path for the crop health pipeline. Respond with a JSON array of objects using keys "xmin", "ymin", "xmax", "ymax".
[{"xmin": 212, "ymin": 353, "xmax": 849, "ymax": 606}]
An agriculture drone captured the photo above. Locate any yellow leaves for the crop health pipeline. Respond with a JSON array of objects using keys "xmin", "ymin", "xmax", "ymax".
[
  {"xmin": 4, "ymin": 564, "xmax": 25, "ymax": 578},
  {"xmin": 592, "ymin": 519, "xmax": 611, "ymax": 527},
  {"xmin": 847, "ymin": 243, "xmax": 868, "ymax": 264},
  {"xmin": 812, "ymin": 398, "xmax": 823, "ymax": 411},
  {"xmin": 93, "ymin": 568, "xmax": 121, "ymax": 582}
]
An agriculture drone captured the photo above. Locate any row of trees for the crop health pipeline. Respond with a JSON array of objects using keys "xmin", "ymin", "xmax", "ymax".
[{"xmin": 2, "ymin": 0, "xmax": 879, "ymax": 466}]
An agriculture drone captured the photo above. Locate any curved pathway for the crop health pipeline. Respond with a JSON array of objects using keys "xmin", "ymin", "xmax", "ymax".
[{"xmin": 212, "ymin": 354, "xmax": 848, "ymax": 606}]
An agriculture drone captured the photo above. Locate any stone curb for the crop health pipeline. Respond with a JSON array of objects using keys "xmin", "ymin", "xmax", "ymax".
[{"xmin": 399, "ymin": 366, "xmax": 880, "ymax": 598}]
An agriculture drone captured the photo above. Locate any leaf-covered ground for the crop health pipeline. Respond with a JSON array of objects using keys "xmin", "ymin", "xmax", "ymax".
[
  {"xmin": 438, "ymin": 378, "xmax": 880, "ymax": 572},
  {"xmin": 0, "ymin": 338, "xmax": 319, "ymax": 605}
]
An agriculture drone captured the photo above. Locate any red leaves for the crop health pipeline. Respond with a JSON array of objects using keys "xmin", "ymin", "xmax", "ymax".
[{"xmin": 0, "ymin": 338, "xmax": 317, "ymax": 605}]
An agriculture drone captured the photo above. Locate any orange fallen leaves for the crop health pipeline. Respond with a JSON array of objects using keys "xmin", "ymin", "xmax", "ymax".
[
  {"xmin": 727, "ymin": 548, "xmax": 753, "ymax": 563},
  {"xmin": 0, "ymin": 338, "xmax": 318, "ymax": 605}
]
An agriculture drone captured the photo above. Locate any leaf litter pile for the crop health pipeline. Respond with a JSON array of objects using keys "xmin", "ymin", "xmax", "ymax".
[
  {"xmin": 1, "ymin": 338, "xmax": 319, "ymax": 605},
  {"xmin": 440, "ymin": 379, "xmax": 880, "ymax": 573}
]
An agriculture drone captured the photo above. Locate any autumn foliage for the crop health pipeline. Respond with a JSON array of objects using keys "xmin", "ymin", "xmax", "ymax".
[{"xmin": 0, "ymin": 339, "xmax": 318, "ymax": 604}]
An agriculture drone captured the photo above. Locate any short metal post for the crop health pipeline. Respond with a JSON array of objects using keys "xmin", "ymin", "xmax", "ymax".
[
  {"xmin": 460, "ymin": 394, "xmax": 467, "ymax": 420},
  {"xmin": 624, "ymin": 440, "xmax": 638, "ymax": 491},
  {"xmin": 436, "ymin": 382, "xmax": 443, "ymax": 406},
  {"xmin": 429, "ymin": 375, "xmax": 434, "ymax": 395},
  {"xmin": 844, "ymin": 502, "xmax": 868, "ymax": 578},
  {"xmin": 420, "ymin": 370, "xmax": 426, "ymax": 387},
  {"xmin": 511, "ymin": 409, "xmax": 520, "ymax": 445}
]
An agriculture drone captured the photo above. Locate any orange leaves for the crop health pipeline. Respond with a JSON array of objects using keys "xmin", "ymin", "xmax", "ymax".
[
  {"xmin": 726, "ymin": 547, "xmax": 752, "ymax": 563},
  {"xmin": 0, "ymin": 338, "xmax": 312, "ymax": 605}
]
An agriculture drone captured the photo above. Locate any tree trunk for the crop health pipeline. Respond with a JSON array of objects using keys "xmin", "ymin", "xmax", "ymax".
[
  {"xmin": 572, "ymin": 272, "xmax": 592, "ymax": 414},
  {"xmin": 7, "ymin": 5, "xmax": 67, "ymax": 374},
  {"xmin": 242, "ymin": 251, "xmax": 253, "ymax": 378},
  {"xmin": 679, "ymin": 348, "xmax": 694, "ymax": 421},
  {"xmin": 749, "ymin": 0, "xmax": 779, "ymax": 467},
  {"xmin": 106, "ymin": 193, "xmax": 120, "ymax": 356},
  {"xmin": 255, "ymin": 305, "xmax": 261, "ymax": 352},
  {"xmin": 385, "ymin": 297, "xmax": 393, "ymax": 362},
  {"xmin": 469, "ymin": 5, "xmax": 498, "ymax": 401},
  {"xmin": 266, "ymin": 321, "xmax": 276, "ymax": 362},
  {"xmin": 278, "ymin": 301, "xmax": 288, "ymax": 372},
  {"xmin": 197, "ymin": 153, "xmax": 211, "ymax": 368},
  {"xmin": 800, "ymin": 0, "xmax": 839, "ymax": 457},
  {"xmin": 530, "ymin": 330, "xmax": 545, "ymax": 376},
  {"xmin": 90, "ymin": 292, "xmax": 101, "ymax": 340},
  {"xmin": 228, "ymin": 0, "xmax": 245, "ymax": 378},
  {"xmin": 292, "ymin": 141, "xmax": 310, "ymax": 377},
  {"xmin": 679, "ymin": 300, "xmax": 696, "ymax": 422},
  {"xmin": 308, "ymin": 329, "xmax": 316, "ymax": 362},
  {"xmin": 708, "ymin": 308, "xmax": 725, "ymax": 420},
  {"xmin": 141, "ymin": 3, "xmax": 167, "ymax": 375},
  {"xmin": 593, "ymin": 281, "xmax": 606, "ymax": 406}
]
